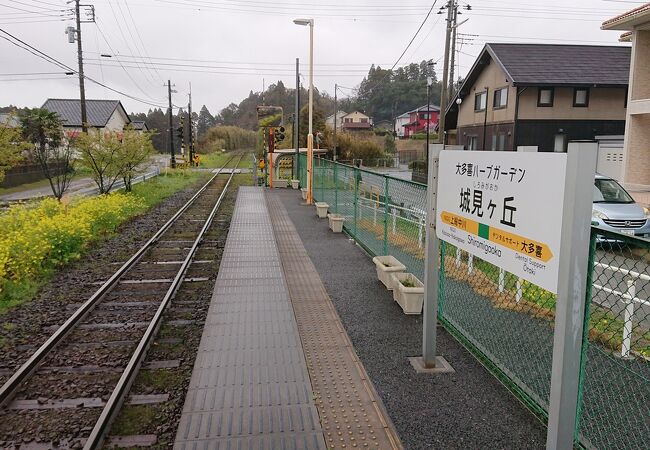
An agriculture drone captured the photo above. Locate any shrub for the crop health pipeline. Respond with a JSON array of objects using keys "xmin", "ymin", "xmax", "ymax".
[
  {"xmin": 0, "ymin": 194, "xmax": 143, "ymax": 295},
  {"xmin": 198, "ymin": 126, "xmax": 257, "ymax": 152},
  {"xmin": 409, "ymin": 160, "xmax": 427, "ymax": 171}
]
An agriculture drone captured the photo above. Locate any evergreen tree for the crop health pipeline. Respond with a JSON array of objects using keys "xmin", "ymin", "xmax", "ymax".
[{"xmin": 197, "ymin": 105, "xmax": 216, "ymax": 137}]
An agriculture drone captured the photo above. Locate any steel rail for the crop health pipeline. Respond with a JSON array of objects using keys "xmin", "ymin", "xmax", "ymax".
[
  {"xmin": 84, "ymin": 152, "xmax": 244, "ymax": 448},
  {"xmin": 0, "ymin": 154, "xmax": 238, "ymax": 408}
]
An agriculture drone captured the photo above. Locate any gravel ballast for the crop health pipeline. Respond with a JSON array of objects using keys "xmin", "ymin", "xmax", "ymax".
[{"xmin": 273, "ymin": 189, "xmax": 547, "ymax": 450}]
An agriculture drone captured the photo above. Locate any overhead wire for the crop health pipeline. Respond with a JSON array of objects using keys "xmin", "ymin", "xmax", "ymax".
[{"xmin": 0, "ymin": 27, "xmax": 167, "ymax": 107}]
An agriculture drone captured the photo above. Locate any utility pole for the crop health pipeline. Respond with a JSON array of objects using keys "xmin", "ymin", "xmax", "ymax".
[
  {"xmin": 294, "ymin": 58, "xmax": 300, "ymax": 180},
  {"xmin": 69, "ymin": 1, "xmax": 94, "ymax": 132},
  {"xmin": 188, "ymin": 86, "xmax": 194, "ymax": 165},
  {"xmin": 167, "ymin": 80, "xmax": 176, "ymax": 168},
  {"xmin": 333, "ymin": 83, "xmax": 338, "ymax": 161},
  {"xmin": 437, "ymin": 1, "xmax": 454, "ymax": 145},
  {"xmin": 448, "ymin": 1, "xmax": 458, "ymax": 101}
]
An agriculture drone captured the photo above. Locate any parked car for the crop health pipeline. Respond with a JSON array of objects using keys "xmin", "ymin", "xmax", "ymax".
[{"xmin": 592, "ymin": 174, "xmax": 650, "ymax": 239}]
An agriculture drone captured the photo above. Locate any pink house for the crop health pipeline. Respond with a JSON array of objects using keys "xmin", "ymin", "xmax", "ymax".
[{"xmin": 403, "ymin": 105, "xmax": 440, "ymax": 138}]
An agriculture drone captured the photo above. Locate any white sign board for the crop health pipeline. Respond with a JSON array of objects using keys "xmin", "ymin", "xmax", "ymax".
[{"xmin": 436, "ymin": 151, "xmax": 567, "ymax": 294}]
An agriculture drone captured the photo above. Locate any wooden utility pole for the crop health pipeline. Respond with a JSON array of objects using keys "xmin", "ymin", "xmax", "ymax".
[
  {"xmin": 74, "ymin": 0, "xmax": 89, "ymax": 132},
  {"xmin": 437, "ymin": 1, "xmax": 454, "ymax": 145},
  {"xmin": 167, "ymin": 81, "xmax": 176, "ymax": 168},
  {"xmin": 448, "ymin": 1, "xmax": 458, "ymax": 101}
]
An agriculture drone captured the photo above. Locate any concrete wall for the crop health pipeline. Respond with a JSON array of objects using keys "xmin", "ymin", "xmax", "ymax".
[{"xmin": 517, "ymin": 87, "xmax": 627, "ymax": 121}]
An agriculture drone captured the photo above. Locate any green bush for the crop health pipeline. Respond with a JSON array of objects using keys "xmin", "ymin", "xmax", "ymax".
[
  {"xmin": 198, "ymin": 126, "xmax": 257, "ymax": 152},
  {"xmin": 409, "ymin": 160, "xmax": 427, "ymax": 171}
]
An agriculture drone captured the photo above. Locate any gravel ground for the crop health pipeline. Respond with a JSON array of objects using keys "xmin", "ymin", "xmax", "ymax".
[
  {"xmin": 273, "ymin": 189, "xmax": 547, "ymax": 450},
  {"xmin": 0, "ymin": 173, "xmax": 211, "ymax": 380}
]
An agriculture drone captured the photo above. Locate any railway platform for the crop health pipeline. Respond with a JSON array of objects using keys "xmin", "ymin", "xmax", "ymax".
[{"xmin": 175, "ymin": 186, "xmax": 547, "ymax": 449}]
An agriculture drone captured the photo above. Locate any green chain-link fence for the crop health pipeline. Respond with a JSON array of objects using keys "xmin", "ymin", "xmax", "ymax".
[{"xmin": 301, "ymin": 155, "xmax": 649, "ymax": 449}]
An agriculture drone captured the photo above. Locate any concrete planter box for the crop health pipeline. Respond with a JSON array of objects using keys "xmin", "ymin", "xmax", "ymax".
[
  {"xmin": 291, "ymin": 179, "xmax": 300, "ymax": 189},
  {"xmin": 301, "ymin": 188, "xmax": 307, "ymax": 200},
  {"xmin": 372, "ymin": 255, "xmax": 406, "ymax": 290},
  {"xmin": 329, "ymin": 214, "xmax": 345, "ymax": 233},
  {"xmin": 315, "ymin": 202, "xmax": 329, "ymax": 218},
  {"xmin": 393, "ymin": 273, "xmax": 424, "ymax": 315},
  {"xmin": 274, "ymin": 179, "xmax": 288, "ymax": 188}
]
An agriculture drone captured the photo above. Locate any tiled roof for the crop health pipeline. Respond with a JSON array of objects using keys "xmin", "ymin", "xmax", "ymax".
[
  {"xmin": 131, "ymin": 120, "xmax": 147, "ymax": 130},
  {"xmin": 409, "ymin": 104, "xmax": 441, "ymax": 113},
  {"xmin": 487, "ymin": 43, "xmax": 631, "ymax": 86},
  {"xmin": 42, "ymin": 99, "xmax": 129, "ymax": 127},
  {"xmin": 602, "ymin": 2, "xmax": 650, "ymax": 29}
]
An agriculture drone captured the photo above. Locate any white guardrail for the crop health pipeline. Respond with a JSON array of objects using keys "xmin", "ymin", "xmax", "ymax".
[
  {"xmin": 353, "ymin": 192, "xmax": 647, "ymax": 359},
  {"xmin": 593, "ymin": 261, "xmax": 650, "ymax": 358}
]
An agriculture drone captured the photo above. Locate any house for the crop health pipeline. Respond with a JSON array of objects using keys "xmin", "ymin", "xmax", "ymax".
[
  {"xmin": 131, "ymin": 120, "xmax": 149, "ymax": 133},
  {"xmin": 42, "ymin": 99, "xmax": 131, "ymax": 138},
  {"xmin": 444, "ymin": 43, "xmax": 630, "ymax": 151},
  {"xmin": 394, "ymin": 112, "xmax": 410, "ymax": 138},
  {"xmin": 374, "ymin": 120, "xmax": 393, "ymax": 132},
  {"xmin": 325, "ymin": 110, "xmax": 348, "ymax": 129},
  {"xmin": 602, "ymin": 3, "xmax": 650, "ymax": 192},
  {"xmin": 341, "ymin": 111, "xmax": 372, "ymax": 131},
  {"xmin": 403, "ymin": 104, "xmax": 440, "ymax": 138}
]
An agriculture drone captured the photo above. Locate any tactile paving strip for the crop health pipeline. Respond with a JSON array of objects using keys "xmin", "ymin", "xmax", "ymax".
[
  {"xmin": 174, "ymin": 187, "xmax": 326, "ymax": 450},
  {"xmin": 266, "ymin": 192, "xmax": 403, "ymax": 450}
]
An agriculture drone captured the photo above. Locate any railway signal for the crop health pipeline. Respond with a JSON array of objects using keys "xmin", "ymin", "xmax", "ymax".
[{"xmin": 274, "ymin": 126, "xmax": 286, "ymax": 146}]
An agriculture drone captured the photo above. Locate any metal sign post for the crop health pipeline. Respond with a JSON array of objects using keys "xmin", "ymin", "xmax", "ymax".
[
  {"xmin": 412, "ymin": 144, "xmax": 454, "ymax": 373},
  {"xmin": 546, "ymin": 143, "xmax": 597, "ymax": 450}
]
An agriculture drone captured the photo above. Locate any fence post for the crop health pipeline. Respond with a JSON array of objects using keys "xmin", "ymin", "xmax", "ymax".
[
  {"xmin": 353, "ymin": 166, "xmax": 359, "ymax": 238},
  {"xmin": 546, "ymin": 143, "xmax": 597, "ymax": 450},
  {"xmin": 468, "ymin": 254, "xmax": 473, "ymax": 274},
  {"xmin": 334, "ymin": 162, "xmax": 338, "ymax": 214},
  {"xmin": 391, "ymin": 208, "xmax": 397, "ymax": 234},
  {"xmin": 516, "ymin": 278, "xmax": 522, "ymax": 303},
  {"xmin": 418, "ymin": 218, "xmax": 424, "ymax": 249},
  {"xmin": 622, "ymin": 279, "xmax": 636, "ymax": 358},
  {"xmin": 456, "ymin": 247, "xmax": 461, "ymax": 268},
  {"xmin": 384, "ymin": 177, "xmax": 389, "ymax": 256}
]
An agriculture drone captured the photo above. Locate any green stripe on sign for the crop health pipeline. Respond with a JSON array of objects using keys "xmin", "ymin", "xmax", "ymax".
[{"xmin": 478, "ymin": 223, "xmax": 490, "ymax": 240}]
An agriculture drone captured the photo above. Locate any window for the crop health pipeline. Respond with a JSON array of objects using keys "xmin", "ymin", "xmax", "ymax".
[
  {"xmin": 573, "ymin": 88, "xmax": 589, "ymax": 107},
  {"xmin": 344, "ymin": 118, "xmax": 352, "ymax": 123},
  {"xmin": 493, "ymin": 87, "xmax": 508, "ymax": 109},
  {"xmin": 491, "ymin": 134, "xmax": 497, "ymax": 151},
  {"xmin": 498, "ymin": 134, "xmax": 507, "ymax": 151},
  {"xmin": 421, "ymin": 113, "xmax": 430, "ymax": 120},
  {"xmin": 360, "ymin": 118, "xmax": 368, "ymax": 123},
  {"xmin": 467, "ymin": 135, "xmax": 478, "ymax": 150},
  {"xmin": 538, "ymin": 88, "xmax": 554, "ymax": 107},
  {"xmin": 474, "ymin": 91, "xmax": 487, "ymax": 112}
]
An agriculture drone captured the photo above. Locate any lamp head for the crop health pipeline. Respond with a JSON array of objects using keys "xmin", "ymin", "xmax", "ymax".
[{"xmin": 293, "ymin": 18, "xmax": 313, "ymax": 26}]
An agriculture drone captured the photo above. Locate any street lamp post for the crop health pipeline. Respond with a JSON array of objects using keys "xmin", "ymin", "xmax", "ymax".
[{"xmin": 294, "ymin": 18, "xmax": 314, "ymax": 204}]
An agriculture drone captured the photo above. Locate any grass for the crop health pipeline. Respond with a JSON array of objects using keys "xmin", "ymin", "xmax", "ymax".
[
  {"xmin": 111, "ymin": 404, "xmax": 161, "ymax": 435},
  {"xmin": 198, "ymin": 151, "xmax": 231, "ymax": 169},
  {"xmin": 401, "ymin": 278, "xmax": 417, "ymax": 287}
]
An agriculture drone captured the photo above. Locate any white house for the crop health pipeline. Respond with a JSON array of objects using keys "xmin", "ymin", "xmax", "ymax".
[
  {"xmin": 325, "ymin": 110, "xmax": 348, "ymax": 129},
  {"xmin": 394, "ymin": 111, "xmax": 410, "ymax": 138},
  {"xmin": 42, "ymin": 99, "xmax": 131, "ymax": 138}
]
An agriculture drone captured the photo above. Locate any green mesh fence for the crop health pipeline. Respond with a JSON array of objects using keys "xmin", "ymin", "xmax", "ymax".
[
  {"xmin": 305, "ymin": 156, "xmax": 648, "ymax": 450},
  {"xmin": 577, "ymin": 228, "xmax": 650, "ymax": 450}
]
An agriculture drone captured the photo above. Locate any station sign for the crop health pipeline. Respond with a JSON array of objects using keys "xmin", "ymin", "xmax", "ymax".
[{"xmin": 436, "ymin": 150, "xmax": 567, "ymax": 294}]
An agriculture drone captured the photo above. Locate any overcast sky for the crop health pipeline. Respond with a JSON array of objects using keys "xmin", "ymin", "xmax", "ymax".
[{"xmin": 0, "ymin": 0, "xmax": 642, "ymax": 115}]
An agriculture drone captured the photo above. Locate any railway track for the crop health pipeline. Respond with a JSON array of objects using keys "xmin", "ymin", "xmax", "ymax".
[{"xmin": 0, "ymin": 153, "xmax": 245, "ymax": 448}]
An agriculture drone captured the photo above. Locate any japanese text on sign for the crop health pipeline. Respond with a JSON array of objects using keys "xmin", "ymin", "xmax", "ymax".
[{"xmin": 436, "ymin": 151, "xmax": 567, "ymax": 294}]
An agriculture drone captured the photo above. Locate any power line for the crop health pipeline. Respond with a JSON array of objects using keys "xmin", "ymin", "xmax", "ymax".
[{"xmin": 0, "ymin": 27, "xmax": 167, "ymax": 107}]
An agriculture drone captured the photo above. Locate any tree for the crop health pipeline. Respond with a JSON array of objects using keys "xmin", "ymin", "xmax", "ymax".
[
  {"xmin": 0, "ymin": 117, "xmax": 27, "ymax": 182},
  {"xmin": 116, "ymin": 128, "xmax": 155, "ymax": 192},
  {"xmin": 384, "ymin": 133, "xmax": 396, "ymax": 154},
  {"xmin": 197, "ymin": 105, "xmax": 216, "ymax": 137},
  {"xmin": 19, "ymin": 108, "xmax": 73, "ymax": 200},
  {"xmin": 298, "ymin": 105, "xmax": 325, "ymax": 147},
  {"xmin": 75, "ymin": 129, "xmax": 123, "ymax": 194}
]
